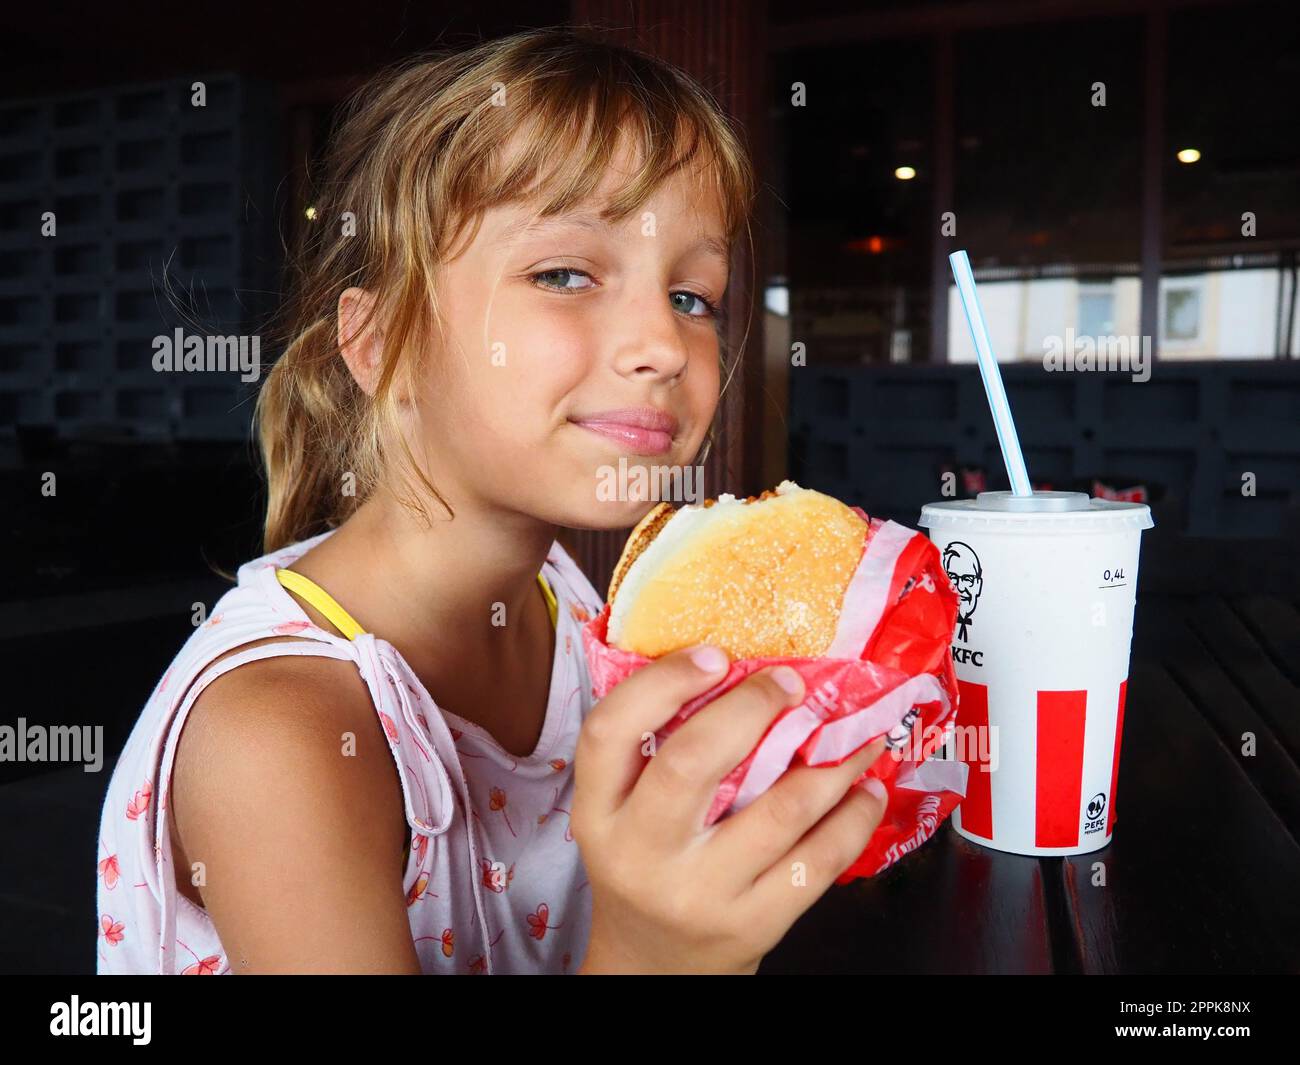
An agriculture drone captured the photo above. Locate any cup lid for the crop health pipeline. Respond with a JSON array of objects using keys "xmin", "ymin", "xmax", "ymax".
[
  {"xmin": 919, "ymin": 491, "xmax": 1154, "ymax": 532},
  {"xmin": 973, "ymin": 490, "xmax": 1090, "ymax": 512}
]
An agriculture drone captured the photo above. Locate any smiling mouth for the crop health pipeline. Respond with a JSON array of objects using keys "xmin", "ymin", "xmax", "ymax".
[{"xmin": 570, "ymin": 419, "xmax": 675, "ymax": 456}]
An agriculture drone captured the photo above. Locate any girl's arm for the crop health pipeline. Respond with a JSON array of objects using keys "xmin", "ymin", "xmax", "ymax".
[{"xmin": 171, "ymin": 654, "xmax": 421, "ymax": 974}]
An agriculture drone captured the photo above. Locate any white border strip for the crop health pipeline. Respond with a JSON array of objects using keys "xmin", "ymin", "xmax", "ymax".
[
  {"xmin": 826, "ymin": 520, "xmax": 917, "ymax": 658},
  {"xmin": 730, "ymin": 673, "xmax": 946, "ymax": 813}
]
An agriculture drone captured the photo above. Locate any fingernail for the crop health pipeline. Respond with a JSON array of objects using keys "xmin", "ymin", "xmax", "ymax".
[
  {"xmin": 690, "ymin": 645, "xmax": 728, "ymax": 673},
  {"xmin": 772, "ymin": 666, "xmax": 803, "ymax": 695},
  {"xmin": 860, "ymin": 776, "xmax": 888, "ymax": 802}
]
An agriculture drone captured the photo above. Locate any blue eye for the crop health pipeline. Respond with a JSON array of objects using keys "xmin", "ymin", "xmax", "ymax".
[
  {"xmin": 671, "ymin": 291, "xmax": 718, "ymax": 318},
  {"xmin": 532, "ymin": 268, "xmax": 594, "ymax": 292},
  {"xmin": 530, "ymin": 268, "xmax": 718, "ymax": 319}
]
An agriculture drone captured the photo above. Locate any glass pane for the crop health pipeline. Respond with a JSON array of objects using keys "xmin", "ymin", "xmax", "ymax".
[
  {"xmin": 1078, "ymin": 289, "xmax": 1117, "ymax": 337},
  {"xmin": 776, "ymin": 36, "xmax": 933, "ymax": 365},
  {"xmin": 1161, "ymin": 2, "xmax": 1299, "ymax": 359},
  {"xmin": 948, "ymin": 15, "xmax": 1144, "ymax": 363}
]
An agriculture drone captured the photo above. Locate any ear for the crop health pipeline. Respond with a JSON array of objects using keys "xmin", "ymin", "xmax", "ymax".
[{"xmin": 338, "ymin": 287, "xmax": 384, "ymax": 396}]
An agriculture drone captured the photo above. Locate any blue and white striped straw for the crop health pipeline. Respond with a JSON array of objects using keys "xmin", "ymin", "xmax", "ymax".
[{"xmin": 948, "ymin": 250, "xmax": 1033, "ymax": 497}]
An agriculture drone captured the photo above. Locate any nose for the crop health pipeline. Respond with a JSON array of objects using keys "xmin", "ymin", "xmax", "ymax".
[{"xmin": 607, "ymin": 284, "xmax": 691, "ymax": 383}]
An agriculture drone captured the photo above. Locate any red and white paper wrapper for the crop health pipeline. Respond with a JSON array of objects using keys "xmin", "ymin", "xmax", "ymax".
[{"xmin": 581, "ymin": 509, "xmax": 968, "ymax": 882}]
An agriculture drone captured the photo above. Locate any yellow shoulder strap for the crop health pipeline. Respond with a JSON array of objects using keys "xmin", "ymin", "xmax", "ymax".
[
  {"xmin": 538, "ymin": 571, "xmax": 558, "ymax": 629},
  {"xmin": 275, "ymin": 569, "xmax": 367, "ymax": 641},
  {"xmin": 277, "ymin": 568, "xmax": 556, "ymax": 640}
]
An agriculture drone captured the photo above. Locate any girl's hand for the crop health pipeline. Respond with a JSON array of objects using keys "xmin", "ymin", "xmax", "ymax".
[{"xmin": 572, "ymin": 646, "xmax": 889, "ymax": 975}]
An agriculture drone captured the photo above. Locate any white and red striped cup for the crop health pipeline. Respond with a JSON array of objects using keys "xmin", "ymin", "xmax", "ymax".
[{"xmin": 918, "ymin": 491, "xmax": 1153, "ymax": 856}]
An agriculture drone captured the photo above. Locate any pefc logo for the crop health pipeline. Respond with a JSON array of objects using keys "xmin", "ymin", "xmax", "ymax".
[{"xmin": 1083, "ymin": 791, "xmax": 1107, "ymax": 834}]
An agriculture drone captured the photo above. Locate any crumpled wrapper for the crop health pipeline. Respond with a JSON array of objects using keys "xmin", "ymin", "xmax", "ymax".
[{"xmin": 581, "ymin": 509, "xmax": 968, "ymax": 882}]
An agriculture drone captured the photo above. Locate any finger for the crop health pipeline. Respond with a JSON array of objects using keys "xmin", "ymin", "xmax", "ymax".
[
  {"xmin": 707, "ymin": 736, "xmax": 889, "ymax": 880},
  {"xmin": 574, "ymin": 644, "xmax": 732, "ymax": 819},
  {"xmin": 743, "ymin": 768, "xmax": 890, "ymax": 930},
  {"xmin": 625, "ymin": 665, "xmax": 811, "ymax": 842}
]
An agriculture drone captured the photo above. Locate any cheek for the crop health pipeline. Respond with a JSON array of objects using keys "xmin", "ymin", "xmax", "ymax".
[
  {"xmin": 509, "ymin": 316, "xmax": 592, "ymax": 404},
  {"xmin": 435, "ymin": 302, "xmax": 593, "ymax": 447},
  {"xmin": 484, "ymin": 297, "xmax": 593, "ymax": 427},
  {"xmin": 685, "ymin": 342, "xmax": 722, "ymax": 440}
]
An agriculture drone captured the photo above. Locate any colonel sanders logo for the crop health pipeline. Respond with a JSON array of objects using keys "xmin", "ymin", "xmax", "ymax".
[{"xmin": 943, "ymin": 541, "xmax": 982, "ymax": 643}]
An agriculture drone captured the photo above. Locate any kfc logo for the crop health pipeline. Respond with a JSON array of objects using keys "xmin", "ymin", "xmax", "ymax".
[{"xmin": 943, "ymin": 541, "xmax": 983, "ymax": 643}]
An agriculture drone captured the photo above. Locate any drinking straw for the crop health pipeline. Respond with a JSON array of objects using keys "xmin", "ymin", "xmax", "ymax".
[{"xmin": 948, "ymin": 249, "xmax": 1033, "ymax": 497}]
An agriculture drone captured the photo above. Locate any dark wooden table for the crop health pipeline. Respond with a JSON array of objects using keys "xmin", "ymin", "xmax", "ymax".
[{"xmin": 760, "ymin": 584, "xmax": 1300, "ymax": 975}]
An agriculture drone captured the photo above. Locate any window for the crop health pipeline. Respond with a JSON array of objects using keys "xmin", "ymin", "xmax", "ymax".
[
  {"xmin": 1160, "ymin": 4, "xmax": 1298, "ymax": 359},
  {"xmin": 1161, "ymin": 282, "xmax": 1202, "ymax": 345},
  {"xmin": 947, "ymin": 15, "xmax": 1143, "ymax": 362},
  {"xmin": 1078, "ymin": 286, "xmax": 1117, "ymax": 339}
]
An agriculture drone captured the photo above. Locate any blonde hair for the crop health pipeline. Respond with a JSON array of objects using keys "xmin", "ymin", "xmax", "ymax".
[{"xmin": 256, "ymin": 26, "xmax": 757, "ymax": 551}]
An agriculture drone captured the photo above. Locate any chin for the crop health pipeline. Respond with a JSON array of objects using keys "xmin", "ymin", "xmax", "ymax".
[
  {"xmin": 551, "ymin": 444, "xmax": 709, "ymax": 530},
  {"xmin": 562, "ymin": 493, "xmax": 668, "ymax": 532}
]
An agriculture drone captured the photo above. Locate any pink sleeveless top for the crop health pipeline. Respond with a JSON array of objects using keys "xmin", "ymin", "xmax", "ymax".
[{"xmin": 95, "ymin": 530, "xmax": 606, "ymax": 974}]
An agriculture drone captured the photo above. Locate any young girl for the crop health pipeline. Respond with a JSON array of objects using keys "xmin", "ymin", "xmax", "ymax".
[{"xmin": 95, "ymin": 27, "xmax": 890, "ymax": 975}]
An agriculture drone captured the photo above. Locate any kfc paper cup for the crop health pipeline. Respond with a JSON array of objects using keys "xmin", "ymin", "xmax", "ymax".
[{"xmin": 919, "ymin": 491, "xmax": 1153, "ymax": 856}]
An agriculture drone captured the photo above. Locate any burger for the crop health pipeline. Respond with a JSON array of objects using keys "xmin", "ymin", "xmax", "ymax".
[
  {"xmin": 589, "ymin": 481, "xmax": 966, "ymax": 883},
  {"xmin": 605, "ymin": 480, "xmax": 870, "ymax": 660}
]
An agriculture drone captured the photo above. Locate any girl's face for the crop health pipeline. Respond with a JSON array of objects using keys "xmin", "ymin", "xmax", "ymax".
[{"xmin": 416, "ymin": 161, "xmax": 730, "ymax": 530}]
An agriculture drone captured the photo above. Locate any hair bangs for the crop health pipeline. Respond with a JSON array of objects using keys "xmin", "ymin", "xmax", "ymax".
[{"xmin": 461, "ymin": 55, "xmax": 753, "ymax": 251}]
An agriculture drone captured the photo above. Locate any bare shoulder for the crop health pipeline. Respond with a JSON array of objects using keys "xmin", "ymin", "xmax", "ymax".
[
  {"xmin": 175, "ymin": 638, "xmax": 392, "ymax": 789},
  {"xmin": 169, "ymin": 637, "xmax": 418, "ymax": 973},
  {"xmin": 180, "ymin": 637, "xmax": 373, "ymax": 741}
]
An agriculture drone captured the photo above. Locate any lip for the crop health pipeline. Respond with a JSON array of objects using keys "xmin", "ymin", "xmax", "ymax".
[{"xmin": 570, "ymin": 407, "xmax": 679, "ymax": 457}]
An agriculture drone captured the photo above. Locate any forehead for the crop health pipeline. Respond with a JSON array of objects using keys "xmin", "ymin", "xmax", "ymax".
[
  {"xmin": 491, "ymin": 203, "xmax": 730, "ymax": 264},
  {"xmin": 483, "ymin": 136, "xmax": 729, "ymax": 256}
]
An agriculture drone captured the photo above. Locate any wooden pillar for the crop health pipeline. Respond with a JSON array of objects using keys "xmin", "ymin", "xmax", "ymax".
[
  {"xmin": 564, "ymin": 1, "xmax": 770, "ymax": 594},
  {"xmin": 1139, "ymin": 8, "xmax": 1166, "ymax": 362},
  {"xmin": 929, "ymin": 32, "xmax": 954, "ymax": 363}
]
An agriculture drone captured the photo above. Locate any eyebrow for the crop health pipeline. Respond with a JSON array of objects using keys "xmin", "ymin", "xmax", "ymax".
[{"xmin": 496, "ymin": 211, "xmax": 731, "ymax": 264}]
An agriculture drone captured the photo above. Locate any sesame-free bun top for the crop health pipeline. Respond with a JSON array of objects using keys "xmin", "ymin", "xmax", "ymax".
[{"xmin": 606, "ymin": 480, "xmax": 869, "ymax": 659}]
